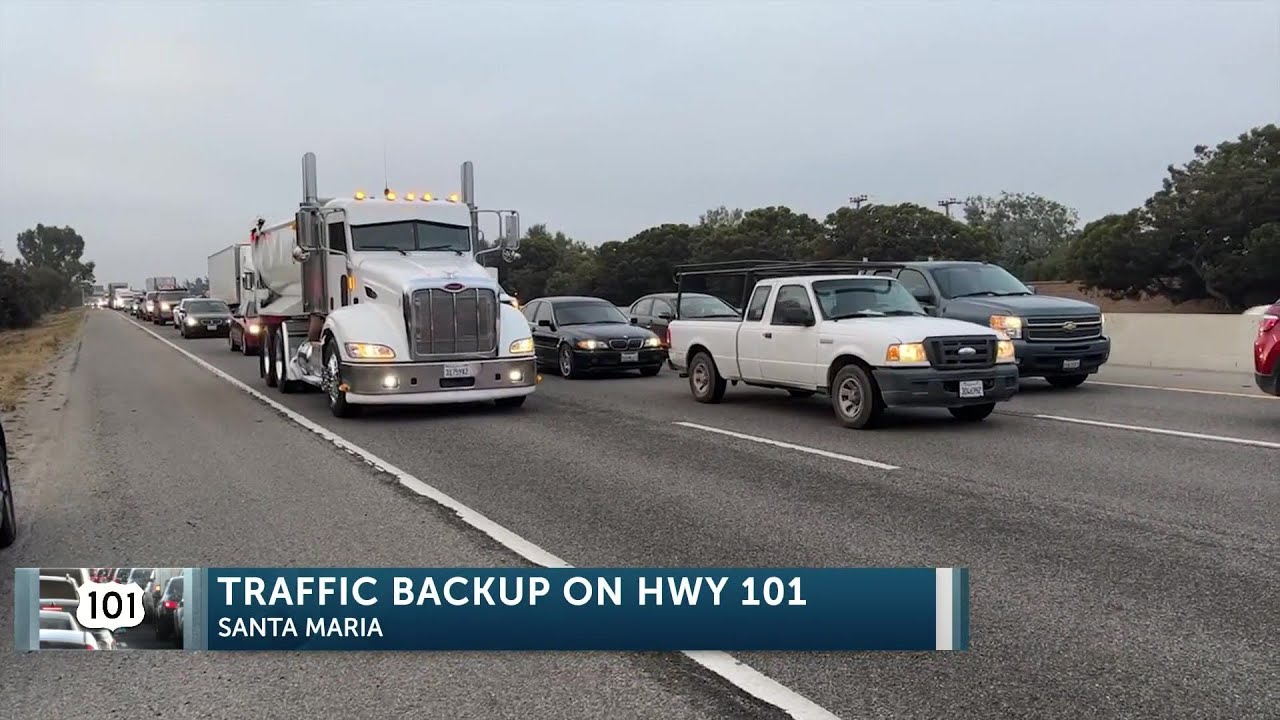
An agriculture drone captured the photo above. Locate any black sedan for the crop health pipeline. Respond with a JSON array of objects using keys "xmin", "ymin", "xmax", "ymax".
[
  {"xmin": 178, "ymin": 299, "xmax": 233, "ymax": 339},
  {"xmin": 522, "ymin": 296, "xmax": 667, "ymax": 378}
]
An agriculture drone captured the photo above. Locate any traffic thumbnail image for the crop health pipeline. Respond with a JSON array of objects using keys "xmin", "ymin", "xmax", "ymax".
[{"xmin": 35, "ymin": 568, "xmax": 187, "ymax": 650}]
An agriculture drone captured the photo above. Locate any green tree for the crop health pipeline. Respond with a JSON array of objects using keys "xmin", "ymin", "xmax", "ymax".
[
  {"xmin": 593, "ymin": 224, "xmax": 703, "ymax": 303},
  {"xmin": 963, "ymin": 192, "xmax": 1080, "ymax": 279},
  {"xmin": 821, "ymin": 204, "xmax": 995, "ymax": 262},
  {"xmin": 698, "ymin": 206, "xmax": 745, "ymax": 229},
  {"xmin": 693, "ymin": 206, "xmax": 823, "ymax": 263},
  {"xmin": 16, "ymin": 224, "xmax": 95, "ymax": 286},
  {"xmin": 0, "ymin": 257, "xmax": 43, "ymax": 329},
  {"xmin": 1066, "ymin": 211, "xmax": 1169, "ymax": 298}
]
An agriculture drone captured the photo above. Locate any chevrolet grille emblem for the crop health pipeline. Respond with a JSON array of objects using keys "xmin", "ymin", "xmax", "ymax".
[{"xmin": 1062, "ymin": 321, "xmax": 1077, "ymax": 331}]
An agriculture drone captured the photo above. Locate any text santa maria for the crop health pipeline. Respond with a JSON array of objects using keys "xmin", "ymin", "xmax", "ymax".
[{"xmin": 217, "ymin": 617, "xmax": 383, "ymax": 638}]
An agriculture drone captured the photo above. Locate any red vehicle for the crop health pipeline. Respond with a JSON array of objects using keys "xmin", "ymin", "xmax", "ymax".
[
  {"xmin": 1255, "ymin": 299, "xmax": 1279, "ymax": 396},
  {"xmin": 229, "ymin": 297, "xmax": 263, "ymax": 356}
]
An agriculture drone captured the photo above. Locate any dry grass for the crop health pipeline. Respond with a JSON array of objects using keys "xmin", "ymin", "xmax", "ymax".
[{"xmin": 0, "ymin": 308, "xmax": 86, "ymax": 411}]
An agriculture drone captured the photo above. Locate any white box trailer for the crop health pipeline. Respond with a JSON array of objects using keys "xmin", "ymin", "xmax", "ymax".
[
  {"xmin": 208, "ymin": 244, "xmax": 255, "ymax": 310},
  {"xmin": 250, "ymin": 152, "xmax": 535, "ymax": 417},
  {"xmin": 145, "ymin": 276, "xmax": 179, "ymax": 292}
]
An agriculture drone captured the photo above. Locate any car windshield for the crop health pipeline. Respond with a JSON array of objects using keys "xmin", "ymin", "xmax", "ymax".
[
  {"xmin": 555, "ymin": 302, "xmax": 628, "ymax": 325},
  {"xmin": 165, "ymin": 578, "xmax": 185, "ymax": 598},
  {"xmin": 185, "ymin": 301, "xmax": 228, "ymax": 314},
  {"xmin": 350, "ymin": 220, "xmax": 471, "ymax": 254},
  {"xmin": 39, "ymin": 579, "xmax": 78, "ymax": 600},
  {"xmin": 813, "ymin": 279, "xmax": 927, "ymax": 319},
  {"xmin": 675, "ymin": 295, "xmax": 740, "ymax": 318},
  {"xmin": 932, "ymin": 265, "xmax": 1032, "ymax": 298}
]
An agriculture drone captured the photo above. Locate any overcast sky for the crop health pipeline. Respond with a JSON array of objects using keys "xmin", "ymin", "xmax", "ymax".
[{"xmin": 1, "ymin": 1, "xmax": 1277, "ymax": 286}]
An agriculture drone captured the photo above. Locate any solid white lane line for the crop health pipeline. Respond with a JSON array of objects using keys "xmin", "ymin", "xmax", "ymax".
[
  {"xmin": 1088, "ymin": 380, "xmax": 1274, "ymax": 400},
  {"xmin": 1033, "ymin": 414, "xmax": 1280, "ymax": 450},
  {"xmin": 674, "ymin": 421, "xmax": 899, "ymax": 471},
  {"xmin": 122, "ymin": 315, "xmax": 843, "ymax": 720}
]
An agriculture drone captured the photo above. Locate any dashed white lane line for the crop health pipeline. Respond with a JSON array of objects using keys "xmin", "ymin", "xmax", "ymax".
[
  {"xmin": 674, "ymin": 421, "xmax": 900, "ymax": 471},
  {"xmin": 1033, "ymin": 414, "xmax": 1280, "ymax": 450},
  {"xmin": 122, "ymin": 315, "xmax": 843, "ymax": 720},
  {"xmin": 1088, "ymin": 380, "xmax": 1274, "ymax": 401}
]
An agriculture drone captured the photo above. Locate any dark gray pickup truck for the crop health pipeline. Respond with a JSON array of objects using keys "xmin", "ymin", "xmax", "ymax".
[{"xmin": 863, "ymin": 261, "xmax": 1110, "ymax": 388}]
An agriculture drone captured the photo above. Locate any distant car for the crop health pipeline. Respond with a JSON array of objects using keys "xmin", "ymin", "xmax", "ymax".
[
  {"xmin": 628, "ymin": 292, "xmax": 741, "ymax": 347},
  {"xmin": 155, "ymin": 575, "xmax": 184, "ymax": 643},
  {"xmin": 522, "ymin": 296, "xmax": 667, "ymax": 378},
  {"xmin": 179, "ymin": 299, "xmax": 233, "ymax": 339},
  {"xmin": 127, "ymin": 567, "xmax": 151, "ymax": 589},
  {"xmin": 171, "ymin": 298, "xmax": 196, "ymax": 328},
  {"xmin": 229, "ymin": 297, "xmax": 263, "ymax": 355},
  {"xmin": 38, "ymin": 575, "xmax": 79, "ymax": 605},
  {"xmin": 1, "ymin": 415, "xmax": 14, "ymax": 548},
  {"xmin": 173, "ymin": 587, "xmax": 185, "ymax": 647},
  {"xmin": 152, "ymin": 290, "xmax": 190, "ymax": 325},
  {"xmin": 39, "ymin": 609, "xmax": 83, "ymax": 632},
  {"xmin": 113, "ymin": 568, "xmax": 132, "ymax": 584},
  {"xmin": 1255, "ymin": 298, "xmax": 1279, "ymax": 396},
  {"xmin": 39, "ymin": 628, "xmax": 100, "ymax": 650},
  {"xmin": 40, "ymin": 567, "xmax": 91, "ymax": 589},
  {"xmin": 143, "ymin": 568, "xmax": 183, "ymax": 621}
]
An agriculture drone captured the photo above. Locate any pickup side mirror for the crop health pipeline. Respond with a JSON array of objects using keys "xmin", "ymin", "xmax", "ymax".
[
  {"xmin": 1028, "ymin": 285, "xmax": 1038, "ymax": 294},
  {"xmin": 657, "ymin": 312, "xmax": 674, "ymax": 321}
]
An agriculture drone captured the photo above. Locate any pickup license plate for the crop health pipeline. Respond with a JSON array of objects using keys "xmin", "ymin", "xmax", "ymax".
[
  {"xmin": 958, "ymin": 380, "xmax": 985, "ymax": 398},
  {"xmin": 1062, "ymin": 359, "xmax": 1081, "ymax": 370},
  {"xmin": 443, "ymin": 364, "xmax": 474, "ymax": 379},
  {"xmin": 621, "ymin": 351, "xmax": 639, "ymax": 363}
]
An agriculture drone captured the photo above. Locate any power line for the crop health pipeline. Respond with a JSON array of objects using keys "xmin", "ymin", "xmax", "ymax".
[
  {"xmin": 848, "ymin": 194, "xmax": 869, "ymax": 210},
  {"xmin": 937, "ymin": 197, "xmax": 961, "ymax": 218}
]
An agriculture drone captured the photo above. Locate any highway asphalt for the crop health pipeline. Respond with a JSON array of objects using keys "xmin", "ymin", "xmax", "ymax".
[{"xmin": 2, "ymin": 310, "xmax": 1276, "ymax": 719}]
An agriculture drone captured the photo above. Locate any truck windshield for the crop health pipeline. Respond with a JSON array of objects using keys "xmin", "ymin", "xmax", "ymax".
[
  {"xmin": 350, "ymin": 221, "xmax": 470, "ymax": 254},
  {"xmin": 555, "ymin": 302, "xmax": 627, "ymax": 325},
  {"xmin": 932, "ymin": 265, "xmax": 1032, "ymax": 298},
  {"xmin": 813, "ymin": 279, "xmax": 926, "ymax": 319}
]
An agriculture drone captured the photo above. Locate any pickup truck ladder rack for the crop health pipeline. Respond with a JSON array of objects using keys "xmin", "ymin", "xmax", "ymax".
[{"xmin": 672, "ymin": 260, "xmax": 913, "ymax": 314}]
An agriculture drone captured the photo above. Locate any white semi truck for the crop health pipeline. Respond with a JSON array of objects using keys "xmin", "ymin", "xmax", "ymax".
[
  {"xmin": 250, "ymin": 152, "xmax": 537, "ymax": 417},
  {"xmin": 207, "ymin": 243, "xmax": 255, "ymax": 311}
]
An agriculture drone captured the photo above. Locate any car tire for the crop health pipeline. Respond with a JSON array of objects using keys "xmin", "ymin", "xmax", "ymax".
[
  {"xmin": 558, "ymin": 345, "xmax": 581, "ymax": 379},
  {"xmin": 787, "ymin": 389, "xmax": 815, "ymax": 398},
  {"xmin": 949, "ymin": 403, "xmax": 996, "ymax": 422},
  {"xmin": 0, "ymin": 431, "xmax": 16, "ymax": 549},
  {"xmin": 494, "ymin": 396, "xmax": 527, "ymax": 409},
  {"xmin": 324, "ymin": 339, "xmax": 358, "ymax": 418},
  {"xmin": 639, "ymin": 365, "xmax": 661, "ymax": 377},
  {"xmin": 264, "ymin": 327, "xmax": 279, "ymax": 387},
  {"xmin": 688, "ymin": 351, "xmax": 727, "ymax": 403},
  {"xmin": 1046, "ymin": 374, "xmax": 1088, "ymax": 389},
  {"xmin": 229, "ymin": 331, "xmax": 239, "ymax": 352},
  {"xmin": 829, "ymin": 364, "xmax": 883, "ymax": 429}
]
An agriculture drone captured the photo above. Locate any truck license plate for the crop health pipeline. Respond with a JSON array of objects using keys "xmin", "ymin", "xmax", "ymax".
[
  {"xmin": 621, "ymin": 351, "xmax": 639, "ymax": 363},
  {"xmin": 443, "ymin": 364, "xmax": 474, "ymax": 379},
  {"xmin": 958, "ymin": 380, "xmax": 984, "ymax": 398},
  {"xmin": 1062, "ymin": 359, "xmax": 1081, "ymax": 370}
]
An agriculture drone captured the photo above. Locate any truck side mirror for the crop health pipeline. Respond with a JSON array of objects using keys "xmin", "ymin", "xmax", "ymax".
[{"xmin": 502, "ymin": 215, "xmax": 520, "ymax": 250}]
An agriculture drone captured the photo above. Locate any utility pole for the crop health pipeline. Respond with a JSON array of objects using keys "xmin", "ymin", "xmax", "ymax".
[
  {"xmin": 937, "ymin": 197, "xmax": 961, "ymax": 218},
  {"xmin": 849, "ymin": 194, "xmax": 868, "ymax": 210}
]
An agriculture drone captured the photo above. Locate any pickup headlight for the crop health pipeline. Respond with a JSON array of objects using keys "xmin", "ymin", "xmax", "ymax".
[
  {"xmin": 508, "ymin": 337, "xmax": 534, "ymax": 355},
  {"xmin": 643, "ymin": 336, "xmax": 662, "ymax": 348},
  {"xmin": 576, "ymin": 339, "xmax": 607, "ymax": 350},
  {"xmin": 160, "ymin": 303, "xmax": 171, "ymax": 311},
  {"xmin": 345, "ymin": 343, "xmax": 396, "ymax": 360},
  {"xmin": 885, "ymin": 342, "xmax": 929, "ymax": 364},
  {"xmin": 989, "ymin": 315, "xmax": 1022, "ymax": 339},
  {"xmin": 185, "ymin": 317, "xmax": 197, "ymax": 327},
  {"xmin": 996, "ymin": 339, "xmax": 1016, "ymax": 363}
]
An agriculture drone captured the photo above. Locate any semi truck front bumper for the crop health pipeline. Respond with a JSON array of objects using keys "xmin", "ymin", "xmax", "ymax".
[
  {"xmin": 341, "ymin": 357, "xmax": 537, "ymax": 404},
  {"xmin": 875, "ymin": 363, "xmax": 1019, "ymax": 408}
]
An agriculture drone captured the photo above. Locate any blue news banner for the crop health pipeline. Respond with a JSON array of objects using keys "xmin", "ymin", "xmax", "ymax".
[{"xmin": 183, "ymin": 568, "xmax": 969, "ymax": 652}]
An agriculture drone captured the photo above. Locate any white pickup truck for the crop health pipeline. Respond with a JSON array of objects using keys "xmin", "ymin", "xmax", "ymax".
[{"xmin": 667, "ymin": 272, "xmax": 1020, "ymax": 428}]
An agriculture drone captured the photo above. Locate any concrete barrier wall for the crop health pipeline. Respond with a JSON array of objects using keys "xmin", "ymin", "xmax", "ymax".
[{"xmin": 1105, "ymin": 313, "xmax": 1263, "ymax": 373}]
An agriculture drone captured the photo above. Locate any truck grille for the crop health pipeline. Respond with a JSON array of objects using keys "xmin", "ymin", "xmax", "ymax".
[
  {"xmin": 409, "ymin": 287, "xmax": 498, "ymax": 359},
  {"xmin": 926, "ymin": 336, "xmax": 996, "ymax": 369},
  {"xmin": 1025, "ymin": 315, "xmax": 1102, "ymax": 342},
  {"xmin": 608, "ymin": 338, "xmax": 645, "ymax": 350}
]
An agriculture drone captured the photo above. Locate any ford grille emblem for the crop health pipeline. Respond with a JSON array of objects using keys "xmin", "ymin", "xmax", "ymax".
[
  {"xmin": 958, "ymin": 347, "xmax": 976, "ymax": 355},
  {"xmin": 1062, "ymin": 321, "xmax": 1077, "ymax": 331},
  {"xmin": 443, "ymin": 282, "xmax": 465, "ymax": 292}
]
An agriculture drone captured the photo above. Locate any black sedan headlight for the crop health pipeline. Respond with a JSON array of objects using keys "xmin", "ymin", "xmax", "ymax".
[{"xmin": 575, "ymin": 339, "xmax": 608, "ymax": 350}]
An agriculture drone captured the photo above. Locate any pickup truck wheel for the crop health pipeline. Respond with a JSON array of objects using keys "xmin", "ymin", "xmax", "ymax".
[
  {"xmin": 949, "ymin": 403, "xmax": 996, "ymax": 421},
  {"xmin": 558, "ymin": 345, "xmax": 581, "ymax": 379},
  {"xmin": 689, "ymin": 351, "xmax": 727, "ymax": 403},
  {"xmin": 1046, "ymin": 374, "xmax": 1088, "ymax": 389},
  {"xmin": 787, "ymin": 389, "xmax": 815, "ymax": 398},
  {"xmin": 830, "ymin": 365, "xmax": 883, "ymax": 429}
]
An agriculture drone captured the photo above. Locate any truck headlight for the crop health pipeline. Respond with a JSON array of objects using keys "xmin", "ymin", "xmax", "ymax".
[
  {"xmin": 345, "ymin": 343, "xmax": 396, "ymax": 359},
  {"xmin": 508, "ymin": 338, "xmax": 534, "ymax": 355},
  {"xmin": 989, "ymin": 315, "xmax": 1022, "ymax": 339},
  {"xmin": 576, "ymin": 339, "xmax": 607, "ymax": 350},
  {"xmin": 185, "ymin": 317, "xmax": 197, "ymax": 327},
  {"xmin": 643, "ymin": 337, "xmax": 662, "ymax": 348},
  {"xmin": 885, "ymin": 343, "xmax": 929, "ymax": 363},
  {"xmin": 996, "ymin": 339, "xmax": 1016, "ymax": 363}
]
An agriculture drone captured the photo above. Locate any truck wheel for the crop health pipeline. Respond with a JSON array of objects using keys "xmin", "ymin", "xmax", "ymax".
[
  {"xmin": 276, "ymin": 330, "xmax": 300, "ymax": 394},
  {"xmin": 324, "ymin": 340, "xmax": 358, "ymax": 418},
  {"xmin": 949, "ymin": 403, "xmax": 996, "ymax": 422},
  {"xmin": 830, "ymin": 364, "xmax": 883, "ymax": 429},
  {"xmin": 787, "ymin": 389, "xmax": 815, "ymax": 398},
  {"xmin": 494, "ymin": 396, "xmax": 527, "ymax": 409},
  {"xmin": 1046, "ymin": 374, "xmax": 1088, "ymax": 389},
  {"xmin": 0, "ymin": 434, "xmax": 16, "ymax": 549},
  {"xmin": 689, "ymin": 351, "xmax": 727, "ymax": 403},
  {"xmin": 558, "ymin": 345, "xmax": 581, "ymax": 379},
  {"xmin": 264, "ymin": 327, "xmax": 279, "ymax": 387}
]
